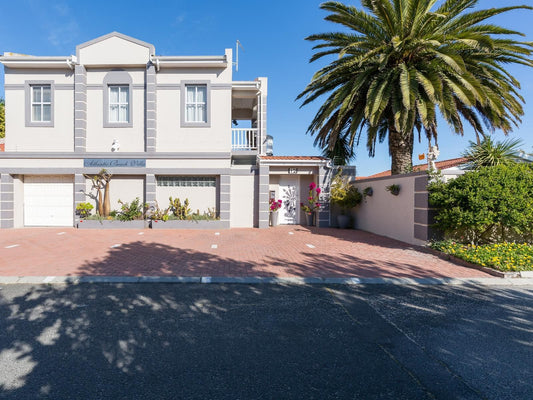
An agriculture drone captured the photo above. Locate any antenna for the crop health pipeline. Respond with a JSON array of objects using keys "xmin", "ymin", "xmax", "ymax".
[{"xmin": 234, "ymin": 40, "xmax": 244, "ymax": 71}]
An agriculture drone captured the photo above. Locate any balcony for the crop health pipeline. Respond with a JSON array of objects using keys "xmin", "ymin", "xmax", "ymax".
[{"xmin": 232, "ymin": 128, "xmax": 257, "ymax": 151}]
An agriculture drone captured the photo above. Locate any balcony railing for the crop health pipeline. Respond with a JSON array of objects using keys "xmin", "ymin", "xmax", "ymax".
[{"xmin": 232, "ymin": 128, "xmax": 258, "ymax": 151}]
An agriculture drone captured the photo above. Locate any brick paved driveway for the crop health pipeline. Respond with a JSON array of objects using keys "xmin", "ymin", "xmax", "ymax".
[{"xmin": 0, "ymin": 226, "xmax": 491, "ymax": 278}]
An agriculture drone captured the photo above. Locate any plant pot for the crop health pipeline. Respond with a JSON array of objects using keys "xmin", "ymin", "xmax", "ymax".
[
  {"xmin": 337, "ymin": 214, "xmax": 351, "ymax": 229},
  {"xmin": 270, "ymin": 211, "xmax": 279, "ymax": 227},
  {"xmin": 305, "ymin": 212, "xmax": 315, "ymax": 227}
]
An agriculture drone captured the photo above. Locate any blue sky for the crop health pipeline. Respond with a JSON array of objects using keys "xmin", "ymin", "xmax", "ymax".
[{"xmin": 0, "ymin": 0, "xmax": 532, "ymax": 176}]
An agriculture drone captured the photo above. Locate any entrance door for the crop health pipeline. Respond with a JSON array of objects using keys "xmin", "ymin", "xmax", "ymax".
[{"xmin": 278, "ymin": 175, "xmax": 299, "ymax": 224}]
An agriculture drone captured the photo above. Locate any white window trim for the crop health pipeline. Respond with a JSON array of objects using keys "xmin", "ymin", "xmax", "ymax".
[
  {"xmin": 25, "ymin": 81, "xmax": 54, "ymax": 127},
  {"xmin": 180, "ymin": 81, "xmax": 211, "ymax": 128}
]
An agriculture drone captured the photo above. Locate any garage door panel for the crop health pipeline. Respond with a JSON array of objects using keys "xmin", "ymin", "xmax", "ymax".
[{"xmin": 24, "ymin": 176, "xmax": 73, "ymax": 226}]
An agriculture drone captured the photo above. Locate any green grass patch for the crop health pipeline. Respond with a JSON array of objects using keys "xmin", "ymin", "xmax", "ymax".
[{"xmin": 430, "ymin": 241, "xmax": 533, "ymax": 272}]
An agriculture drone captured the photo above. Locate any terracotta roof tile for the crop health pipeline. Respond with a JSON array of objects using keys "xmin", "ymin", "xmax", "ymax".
[
  {"xmin": 260, "ymin": 156, "xmax": 327, "ymax": 160},
  {"xmin": 358, "ymin": 157, "xmax": 468, "ymax": 179}
]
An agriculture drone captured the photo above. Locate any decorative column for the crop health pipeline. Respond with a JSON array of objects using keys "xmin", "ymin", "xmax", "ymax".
[
  {"xmin": 258, "ymin": 164, "xmax": 270, "ymax": 228},
  {"xmin": 0, "ymin": 174, "xmax": 14, "ymax": 228},
  {"xmin": 317, "ymin": 165, "xmax": 331, "ymax": 227},
  {"xmin": 145, "ymin": 174, "xmax": 157, "ymax": 208},
  {"xmin": 256, "ymin": 77, "xmax": 267, "ymax": 155},
  {"xmin": 219, "ymin": 174, "xmax": 231, "ymax": 228},
  {"xmin": 74, "ymin": 65, "xmax": 87, "ymax": 152},
  {"xmin": 413, "ymin": 175, "xmax": 441, "ymax": 242},
  {"xmin": 74, "ymin": 174, "xmax": 86, "ymax": 222},
  {"xmin": 145, "ymin": 64, "xmax": 157, "ymax": 153}
]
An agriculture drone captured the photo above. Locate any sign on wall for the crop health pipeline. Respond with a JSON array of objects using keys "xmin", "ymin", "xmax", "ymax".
[
  {"xmin": 288, "ymin": 168, "xmax": 298, "ymax": 174},
  {"xmin": 83, "ymin": 159, "xmax": 146, "ymax": 168}
]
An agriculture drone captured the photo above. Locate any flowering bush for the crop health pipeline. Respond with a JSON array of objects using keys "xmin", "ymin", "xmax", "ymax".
[
  {"xmin": 300, "ymin": 182, "xmax": 321, "ymax": 214},
  {"xmin": 430, "ymin": 241, "xmax": 533, "ymax": 272},
  {"xmin": 269, "ymin": 198, "xmax": 283, "ymax": 212}
]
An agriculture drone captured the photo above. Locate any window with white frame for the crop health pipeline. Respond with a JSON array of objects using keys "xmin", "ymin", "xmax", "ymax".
[
  {"xmin": 156, "ymin": 176, "xmax": 216, "ymax": 187},
  {"xmin": 31, "ymin": 85, "xmax": 52, "ymax": 122},
  {"xmin": 108, "ymin": 85, "xmax": 130, "ymax": 123},
  {"xmin": 185, "ymin": 85, "xmax": 207, "ymax": 123}
]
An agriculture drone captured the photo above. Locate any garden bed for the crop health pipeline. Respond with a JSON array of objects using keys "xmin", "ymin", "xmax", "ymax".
[
  {"xmin": 429, "ymin": 241, "xmax": 532, "ymax": 276},
  {"xmin": 77, "ymin": 219, "xmax": 147, "ymax": 229},
  {"xmin": 149, "ymin": 220, "xmax": 229, "ymax": 229}
]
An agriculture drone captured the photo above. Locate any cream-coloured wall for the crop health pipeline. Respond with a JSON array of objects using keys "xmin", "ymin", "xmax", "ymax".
[
  {"xmin": 156, "ymin": 89, "xmax": 231, "ymax": 152},
  {"xmin": 155, "ymin": 185, "xmax": 217, "ymax": 216},
  {"xmin": 299, "ymin": 175, "xmax": 313, "ymax": 223},
  {"xmin": 79, "ymin": 37, "xmax": 150, "ymax": 66},
  {"xmin": 0, "ymin": 159, "xmax": 82, "ymax": 168},
  {"xmin": 84, "ymin": 176, "xmax": 144, "ymax": 215},
  {"xmin": 86, "ymin": 68, "xmax": 145, "ymax": 85},
  {"xmin": 4, "ymin": 68, "xmax": 74, "ymax": 85},
  {"xmin": 5, "ymin": 88, "xmax": 74, "ymax": 152},
  {"xmin": 230, "ymin": 175, "xmax": 255, "ymax": 227},
  {"xmin": 85, "ymin": 88, "xmax": 145, "ymax": 152},
  {"xmin": 13, "ymin": 175, "xmax": 24, "ymax": 228},
  {"xmin": 146, "ymin": 159, "xmax": 230, "ymax": 169},
  {"xmin": 354, "ymin": 175, "xmax": 424, "ymax": 246},
  {"xmin": 156, "ymin": 68, "xmax": 230, "ymax": 84},
  {"xmin": 269, "ymin": 175, "xmax": 280, "ymax": 199}
]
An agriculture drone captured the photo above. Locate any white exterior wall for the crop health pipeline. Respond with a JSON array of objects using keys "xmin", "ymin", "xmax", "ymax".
[
  {"xmin": 78, "ymin": 36, "xmax": 151, "ymax": 66},
  {"xmin": 155, "ymin": 185, "xmax": 217, "ymax": 215},
  {"xmin": 85, "ymin": 86, "xmax": 145, "ymax": 152},
  {"xmin": 156, "ymin": 87, "xmax": 231, "ymax": 153},
  {"xmin": 354, "ymin": 175, "xmax": 425, "ymax": 246},
  {"xmin": 5, "ymin": 69, "xmax": 74, "ymax": 152},
  {"xmin": 230, "ymin": 175, "xmax": 255, "ymax": 227},
  {"xmin": 84, "ymin": 176, "xmax": 144, "ymax": 215}
]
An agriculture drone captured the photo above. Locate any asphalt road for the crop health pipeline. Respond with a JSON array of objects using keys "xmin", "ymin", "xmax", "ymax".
[{"xmin": 0, "ymin": 283, "xmax": 531, "ymax": 400}]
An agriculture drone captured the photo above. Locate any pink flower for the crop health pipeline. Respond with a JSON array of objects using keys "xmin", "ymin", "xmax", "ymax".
[
  {"xmin": 308, "ymin": 196, "xmax": 313, "ymax": 201},
  {"xmin": 316, "ymin": 187, "xmax": 321, "ymax": 194},
  {"xmin": 309, "ymin": 182, "xmax": 317, "ymax": 190},
  {"xmin": 316, "ymin": 203, "xmax": 321, "ymax": 207}
]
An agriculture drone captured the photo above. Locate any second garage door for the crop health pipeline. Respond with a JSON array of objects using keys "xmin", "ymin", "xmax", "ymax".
[{"xmin": 24, "ymin": 175, "xmax": 74, "ymax": 226}]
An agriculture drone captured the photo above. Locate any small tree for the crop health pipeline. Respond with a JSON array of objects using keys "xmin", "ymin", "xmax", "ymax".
[
  {"xmin": 429, "ymin": 163, "xmax": 533, "ymax": 244},
  {"xmin": 462, "ymin": 137, "xmax": 522, "ymax": 169},
  {"xmin": 330, "ymin": 170, "xmax": 362, "ymax": 214},
  {"xmin": 83, "ymin": 169, "xmax": 113, "ymax": 217}
]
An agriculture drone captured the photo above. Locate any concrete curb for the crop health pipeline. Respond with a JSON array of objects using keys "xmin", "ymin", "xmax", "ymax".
[{"xmin": 0, "ymin": 276, "xmax": 532, "ymax": 286}]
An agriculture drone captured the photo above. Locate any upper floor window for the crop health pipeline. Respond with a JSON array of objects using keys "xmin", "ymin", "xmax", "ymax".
[
  {"xmin": 108, "ymin": 85, "xmax": 129, "ymax": 123},
  {"xmin": 103, "ymin": 71, "xmax": 133, "ymax": 128},
  {"xmin": 181, "ymin": 81, "xmax": 210, "ymax": 127},
  {"xmin": 25, "ymin": 81, "xmax": 54, "ymax": 127},
  {"xmin": 185, "ymin": 85, "xmax": 207, "ymax": 123},
  {"xmin": 31, "ymin": 85, "xmax": 52, "ymax": 122}
]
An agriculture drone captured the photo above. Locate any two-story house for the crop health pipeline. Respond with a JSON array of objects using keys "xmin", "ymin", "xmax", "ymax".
[{"xmin": 0, "ymin": 32, "xmax": 331, "ymax": 229}]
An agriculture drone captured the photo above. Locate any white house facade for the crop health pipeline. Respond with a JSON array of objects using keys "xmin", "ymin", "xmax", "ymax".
[{"xmin": 0, "ymin": 32, "xmax": 331, "ymax": 229}]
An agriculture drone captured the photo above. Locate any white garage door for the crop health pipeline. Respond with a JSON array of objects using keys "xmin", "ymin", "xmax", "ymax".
[{"xmin": 24, "ymin": 175, "xmax": 74, "ymax": 226}]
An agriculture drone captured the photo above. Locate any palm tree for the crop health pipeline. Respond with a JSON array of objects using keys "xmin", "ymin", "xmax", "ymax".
[
  {"xmin": 0, "ymin": 98, "xmax": 5, "ymax": 139},
  {"xmin": 321, "ymin": 132, "xmax": 355, "ymax": 165},
  {"xmin": 298, "ymin": 0, "xmax": 533, "ymax": 174},
  {"xmin": 462, "ymin": 137, "xmax": 522, "ymax": 169}
]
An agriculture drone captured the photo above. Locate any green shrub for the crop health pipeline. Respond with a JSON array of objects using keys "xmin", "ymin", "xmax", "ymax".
[
  {"xmin": 76, "ymin": 202, "xmax": 93, "ymax": 218},
  {"xmin": 116, "ymin": 198, "xmax": 145, "ymax": 221},
  {"xmin": 169, "ymin": 197, "xmax": 191, "ymax": 220},
  {"xmin": 428, "ymin": 163, "xmax": 533, "ymax": 244}
]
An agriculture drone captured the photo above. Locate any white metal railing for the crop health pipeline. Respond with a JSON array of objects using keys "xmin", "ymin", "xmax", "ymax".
[{"xmin": 232, "ymin": 128, "xmax": 258, "ymax": 151}]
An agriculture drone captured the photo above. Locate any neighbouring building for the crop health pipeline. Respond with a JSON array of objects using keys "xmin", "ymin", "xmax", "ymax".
[{"xmin": 0, "ymin": 32, "xmax": 331, "ymax": 228}]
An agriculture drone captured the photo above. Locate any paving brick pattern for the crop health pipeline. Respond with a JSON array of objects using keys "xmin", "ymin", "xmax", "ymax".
[{"xmin": 0, "ymin": 226, "xmax": 491, "ymax": 278}]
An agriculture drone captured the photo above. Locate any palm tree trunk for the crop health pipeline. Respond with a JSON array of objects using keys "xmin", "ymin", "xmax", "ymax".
[{"xmin": 389, "ymin": 127, "xmax": 413, "ymax": 175}]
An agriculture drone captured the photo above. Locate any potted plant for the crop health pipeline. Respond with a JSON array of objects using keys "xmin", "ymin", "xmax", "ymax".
[
  {"xmin": 269, "ymin": 198, "xmax": 283, "ymax": 227},
  {"xmin": 330, "ymin": 170, "xmax": 362, "ymax": 229},
  {"xmin": 300, "ymin": 182, "xmax": 321, "ymax": 226},
  {"xmin": 386, "ymin": 184, "xmax": 401, "ymax": 196}
]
